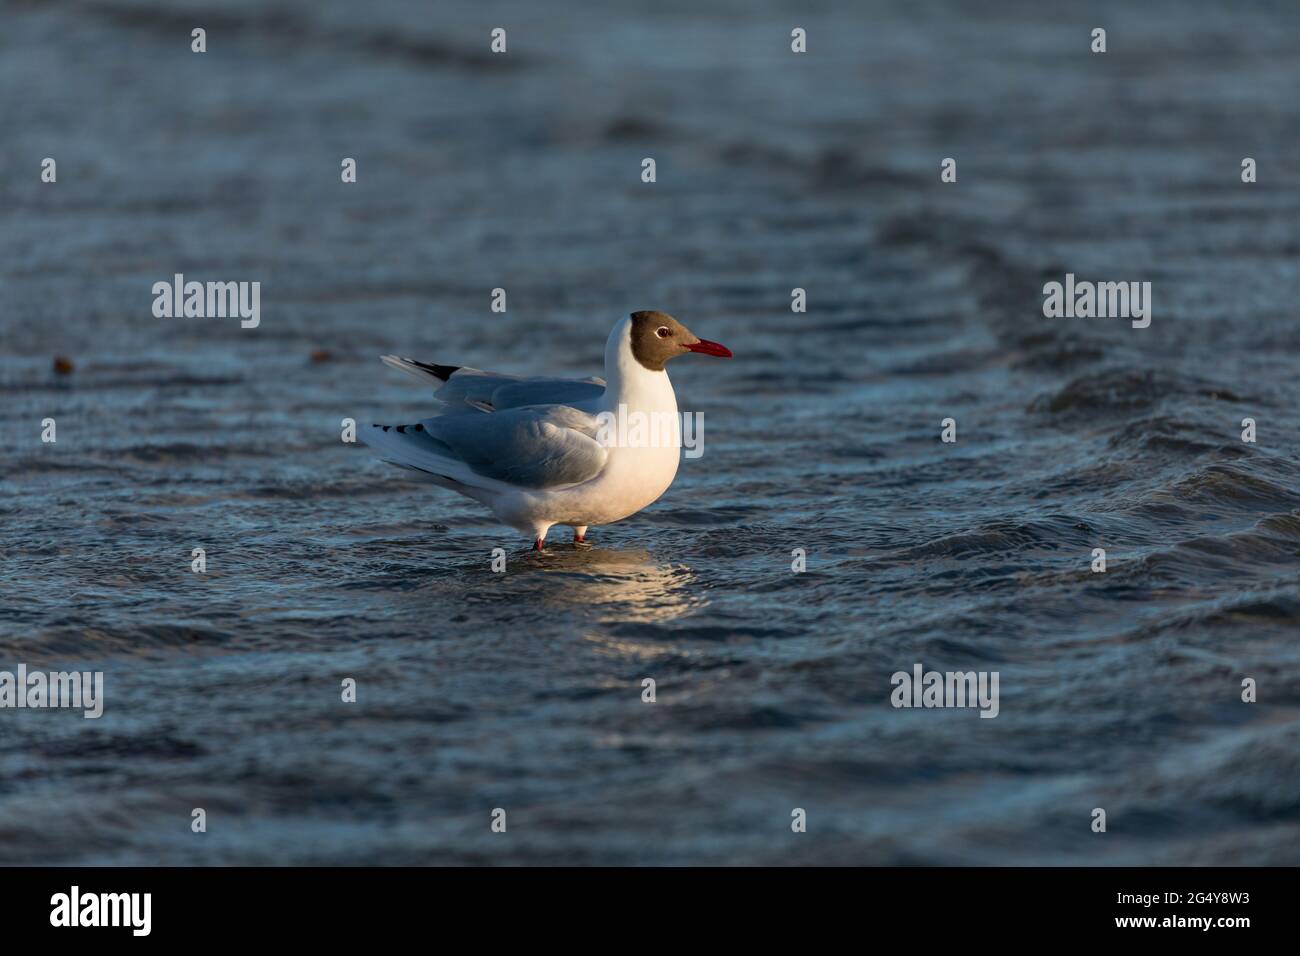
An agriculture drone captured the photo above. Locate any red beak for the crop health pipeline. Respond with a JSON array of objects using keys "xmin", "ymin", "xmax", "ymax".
[{"xmin": 685, "ymin": 338, "xmax": 732, "ymax": 358}]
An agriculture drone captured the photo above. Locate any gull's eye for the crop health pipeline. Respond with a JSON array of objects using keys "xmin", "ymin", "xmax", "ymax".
[{"xmin": 656, "ymin": 326, "xmax": 671, "ymax": 338}]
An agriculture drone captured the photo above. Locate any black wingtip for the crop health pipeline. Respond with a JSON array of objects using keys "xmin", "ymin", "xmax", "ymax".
[{"xmin": 408, "ymin": 359, "xmax": 460, "ymax": 382}]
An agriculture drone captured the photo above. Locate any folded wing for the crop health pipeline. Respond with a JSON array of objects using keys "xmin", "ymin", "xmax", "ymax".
[
  {"xmin": 363, "ymin": 403, "xmax": 608, "ymax": 491},
  {"xmin": 380, "ymin": 355, "xmax": 605, "ymax": 413}
]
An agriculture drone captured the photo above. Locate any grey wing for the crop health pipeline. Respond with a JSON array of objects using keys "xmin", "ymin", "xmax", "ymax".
[
  {"xmin": 421, "ymin": 404, "xmax": 609, "ymax": 488},
  {"xmin": 487, "ymin": 377, "xmax": 606, "ymax": 411},
  {"xmin": 380, "ymin": 355, "xmax": 605, "ymax": 413},
  {"xmin": 438, "ymin": 369, "xmax": 605, "ymax": 412}
]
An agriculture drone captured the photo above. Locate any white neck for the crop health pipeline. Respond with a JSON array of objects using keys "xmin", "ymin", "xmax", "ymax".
[{"xmin": 601, "ymin": 316, "xmax": 678, "ymax": 414}]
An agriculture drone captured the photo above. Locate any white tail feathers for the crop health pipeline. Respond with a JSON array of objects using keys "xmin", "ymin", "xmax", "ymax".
[{"xmin": 360, "ymin": 421, "xmax": 505, "ymax": 495}]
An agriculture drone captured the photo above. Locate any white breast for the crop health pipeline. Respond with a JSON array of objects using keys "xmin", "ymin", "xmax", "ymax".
[
  {"xmin": 579, "ymin": 373, "xmax": 681, "ymax": 524},
  {"xmin": 498, "ymin": 317, "xmax": 685, "ymax": 531}
]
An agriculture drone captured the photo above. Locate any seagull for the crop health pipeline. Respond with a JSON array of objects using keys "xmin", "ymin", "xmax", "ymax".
[{"xmin": 361, "ymin": 311, "xmax": 732, "ymax": 550}]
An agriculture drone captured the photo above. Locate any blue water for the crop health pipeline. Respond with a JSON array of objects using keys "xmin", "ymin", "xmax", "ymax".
[{"xmin": 2, "ymin": 0, "xmax": 1298, "ymax": 864}]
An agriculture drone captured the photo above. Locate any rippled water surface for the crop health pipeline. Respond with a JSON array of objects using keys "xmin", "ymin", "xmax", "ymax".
[{"xmin": 3, "ymin": 0, "xmax": 1299, "ymax": 864}]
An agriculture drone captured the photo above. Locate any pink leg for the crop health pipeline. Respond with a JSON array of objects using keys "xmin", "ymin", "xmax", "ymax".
[{"xmin": 533, "ymin": 537, "xmax": 545, "ymax": 551}]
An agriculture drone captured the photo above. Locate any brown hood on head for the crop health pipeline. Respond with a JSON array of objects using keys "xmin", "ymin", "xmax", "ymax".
[{"xmin": 628, "ymin": 311, "xmax": 732, "ymax": 371}]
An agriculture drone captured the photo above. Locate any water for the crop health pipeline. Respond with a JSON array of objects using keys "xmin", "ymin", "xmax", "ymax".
[{"xmin": 2, "ymin": 0, "xmax": 1299, "ymax": 865}]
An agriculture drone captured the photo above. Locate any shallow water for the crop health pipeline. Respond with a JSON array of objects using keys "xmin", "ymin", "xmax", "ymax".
[{"xmin": 2, "ymin": 0, "xmax": 1299, "ymax": 864}]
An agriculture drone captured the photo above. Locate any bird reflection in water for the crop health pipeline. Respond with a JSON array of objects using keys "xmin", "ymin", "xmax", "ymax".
[{"xmin": 521, "ymin": 546, "xmax": 705, "ymax": 627}]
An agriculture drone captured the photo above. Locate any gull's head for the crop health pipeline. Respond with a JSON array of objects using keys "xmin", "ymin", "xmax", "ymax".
[{"xmin": 627, "ymin": 310, "xmax": 732, "ymax": 371}]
